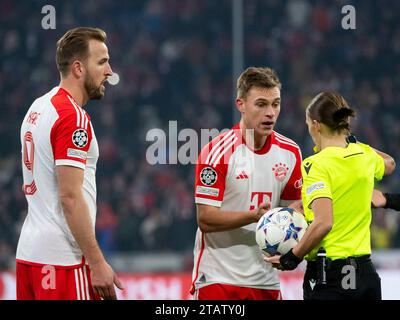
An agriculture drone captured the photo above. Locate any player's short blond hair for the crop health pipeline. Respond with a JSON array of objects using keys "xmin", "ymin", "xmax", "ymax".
[
  {"xmin": 237, "ymin": 67, "xmax": 281, "ymax": 100},
  {"xmin": 56, "ymin": 27, "xmax": 107, "ymax": 77}
]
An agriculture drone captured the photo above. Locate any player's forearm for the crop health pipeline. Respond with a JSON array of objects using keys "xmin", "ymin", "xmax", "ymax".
[
  {"xmin": 292, "ymin": 220, "xmax": 332, "ymax": 259},
  {"xmin": 60, "ymin": 193, "xmax": 105, "ymax": 266},
  {"xmin": 198, "ymin": 210, "xmax": 257, "ymax": 233}
]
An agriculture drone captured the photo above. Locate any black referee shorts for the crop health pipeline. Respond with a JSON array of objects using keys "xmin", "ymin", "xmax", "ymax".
[{"xmin": 303, "ymin": 255, "xmax": 381, "ymax": 300}]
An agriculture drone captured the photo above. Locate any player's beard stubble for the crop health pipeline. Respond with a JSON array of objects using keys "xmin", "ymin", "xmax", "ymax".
[{"xmin": 84, "ymin": 73, "xmax": 105, "ymax": 100}]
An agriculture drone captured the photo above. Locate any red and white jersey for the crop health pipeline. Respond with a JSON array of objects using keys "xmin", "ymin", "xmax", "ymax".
[
  {"xmin": 191, "ymin": 124, "xmax": 302, "ymax": 292},
  {"xmin": 17, "ymin": 87, "xmax": 99, "ymax": 266}
]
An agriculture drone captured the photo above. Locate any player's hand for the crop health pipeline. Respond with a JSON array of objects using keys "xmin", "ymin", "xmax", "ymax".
[
  {"xmin": 264, "ymin": 255, "xmax": 283, "ymax": 270},
  {"xmin": 288, "ymin": 200, "xmax": 304, "ymax": 215},
  {"xmin": 254, "ymin": 202, "xmax": 271, "ymax": 222},
  {"xmin": 90, "ymin": 261, "xmax": 124, "ymax": 300},
  {"xmin": 372, "ymin": 189, "xmax": 387, "ymax": 208}
]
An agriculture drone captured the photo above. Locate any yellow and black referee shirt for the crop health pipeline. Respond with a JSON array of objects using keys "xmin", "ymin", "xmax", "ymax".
[{"xmin": 301, "ymin": 143, "xmax": 385, "ymax": 261}]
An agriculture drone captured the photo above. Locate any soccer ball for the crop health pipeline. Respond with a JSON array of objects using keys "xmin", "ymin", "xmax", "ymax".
[{"xmin": 255, "ymin": 207, "xmax": 308, "ymax": 257}]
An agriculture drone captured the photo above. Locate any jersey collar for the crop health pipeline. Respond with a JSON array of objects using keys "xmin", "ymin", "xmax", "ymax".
[
  {"xmin": 232, "ymin": 123, "xmax": 273, "ymax": 155},
  {"xmin": 58, "ymin": 87, "xmax": 83, "ymax": 109}
]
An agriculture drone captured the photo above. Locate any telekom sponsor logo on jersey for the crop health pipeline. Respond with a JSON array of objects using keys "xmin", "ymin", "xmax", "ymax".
[
  {"xmin": 145, "ymin": 121, "xmax": 253, "ymax": 165},
  {"xmin": 249, "ymin": 192, "xmax": 272, "ymax": 210}
]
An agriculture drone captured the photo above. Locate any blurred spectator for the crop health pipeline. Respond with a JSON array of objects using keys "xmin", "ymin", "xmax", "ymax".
[
  {"xmin": 371, "ymin": 209, "xmax": 395, "ymax": 249},
  {"xmin": 96, "ymin": 201, "xmax": 119, "ymax": 253}
]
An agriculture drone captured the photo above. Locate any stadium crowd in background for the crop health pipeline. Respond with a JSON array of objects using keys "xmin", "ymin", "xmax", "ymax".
[{"xmin": 0, "ymin": 0, "xmax": 400, "ymax": 270}]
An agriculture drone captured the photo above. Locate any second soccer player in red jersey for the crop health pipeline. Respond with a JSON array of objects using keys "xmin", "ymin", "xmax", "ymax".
[{"xmin": 191, "ymin": 67, "xmax": 303, "ymax": 300}]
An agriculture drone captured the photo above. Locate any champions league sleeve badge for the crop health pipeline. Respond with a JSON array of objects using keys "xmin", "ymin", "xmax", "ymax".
[
  {"xmin": 200, "ymin": 167, "xmax": 218, "ymax": 186},
  {"xmin": 72, "ymin": 129, "xmax": 88, "ymax": 148}
]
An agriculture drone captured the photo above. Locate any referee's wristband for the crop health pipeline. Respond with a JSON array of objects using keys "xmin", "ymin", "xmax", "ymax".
[
  {"xmin": 280, "ymin": 249, "xmax": 303, "ymax": 271},
  {"xmin": 384, "ymin": 193, "xmax": 400, "ymax": 211}
]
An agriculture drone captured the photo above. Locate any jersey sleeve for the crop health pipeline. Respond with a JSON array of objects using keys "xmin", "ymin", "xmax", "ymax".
[
  {"xmin": 280, "ymin": 146, "xmax": 303, "ymax": 201},
  {"xmin": 194, "ymin": 139, "xmax": 229, "ymax": 208},
  {"xmin": 360, "ymin": 143, "xmax": 385, "ymax": 181},
  {"xmin": 301, "ymin": 158, "xmax": 332, "ymax": 209},
  {"xmin": 374, "ymin": 154, "xmax": 385, "ymax": 181},
  {"xmin": 50, "ymin": 110, "xmax": 92, "ymax": 169}
]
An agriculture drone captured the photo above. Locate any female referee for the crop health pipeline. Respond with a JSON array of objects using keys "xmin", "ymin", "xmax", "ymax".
[{"xmin": 266, "ymin": 91, "xmax": 396, "ymax": 300}]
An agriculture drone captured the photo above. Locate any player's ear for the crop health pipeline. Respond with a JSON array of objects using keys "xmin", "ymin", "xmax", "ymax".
[
  {"xmin": 236, "ymin": 97, "xmax": 245, "ymax": 113},
  {"xmin": 70, "ymin": 60, "xmax": 84, "ymax": 79}
]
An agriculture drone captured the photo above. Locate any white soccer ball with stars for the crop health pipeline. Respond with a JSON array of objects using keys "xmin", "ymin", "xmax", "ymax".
[{"xmin": 255, "ymin": 207, "xmax": 308, "ymax": 257}]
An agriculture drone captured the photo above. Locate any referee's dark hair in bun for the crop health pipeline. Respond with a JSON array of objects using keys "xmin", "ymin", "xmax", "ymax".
[{"xmin": 306, "ymin": 91, "xmax": 355, "ymax": 133}]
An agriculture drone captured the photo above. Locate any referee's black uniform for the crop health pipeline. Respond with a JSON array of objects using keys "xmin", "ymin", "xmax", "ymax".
[{"xmin": 303, "ymin": 254, "xmax": 381, "ymax": 300}]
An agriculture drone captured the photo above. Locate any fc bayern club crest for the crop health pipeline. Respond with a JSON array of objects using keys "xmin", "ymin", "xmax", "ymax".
[
  {"xmin": 72, "ymin": 129, "xmax": 88, "ymax": 148},
  {"xmin": 200, "ymin": 167, "xmax": 218, "ymax": 186},
  {"xmin": 272, "ymin": 162, "xmax": 289, "ymax": 182}
]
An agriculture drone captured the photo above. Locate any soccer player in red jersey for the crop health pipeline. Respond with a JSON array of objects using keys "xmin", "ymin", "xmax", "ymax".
[
  {"xmin": 17, "ymin": 27, "xmax": 123, "ymax": 300},
  {"xmin": 191, "ymin": 67, "xmax": 303, "ymax": 300}
]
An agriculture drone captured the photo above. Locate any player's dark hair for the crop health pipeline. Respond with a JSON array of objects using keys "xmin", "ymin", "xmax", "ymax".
[
  {"xmin": 56, "ymin": 27, "xmax": 107, "ymax": 77},
  {"xmin": 306, "ymin": 91, "xmax": 355, "ymax": 133},
  {"xmin": 237, "ymin": 67, "xmax": 281, "ymax": 99}
]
